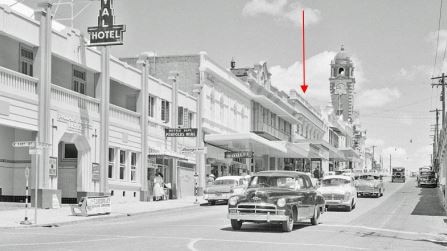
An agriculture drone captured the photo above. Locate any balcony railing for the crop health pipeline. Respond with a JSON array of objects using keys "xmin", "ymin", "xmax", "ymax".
[
  {"xmin": 110, "ymin": 104, "xmax": 141, "ymax": 127},
  {"xmin": 253, "ymin": 121, "xmax": 291, "ymax": 141},
  {"xmin": 51, "ymin": 84, "xmax": 100, "ymax": 113},
  {"xmin": 0, "ymin": 66, "xmax": 38, "ymax": 98}
]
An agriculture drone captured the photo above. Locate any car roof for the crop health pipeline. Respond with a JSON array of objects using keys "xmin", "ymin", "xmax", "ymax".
[
  {"xmin": 322, "ymin": 175, "xmax": 352, "ymax": 181},
  {"xmin": 255, "ymin": 171, "xmax": 307, "ymax": 177},
  {"xmin": 215, "ymin": 176, "xmax": 244, "ymax": 180},
  {"xmin": 360, "ymin": 173, "xmax": 381, "ymax": 176}
]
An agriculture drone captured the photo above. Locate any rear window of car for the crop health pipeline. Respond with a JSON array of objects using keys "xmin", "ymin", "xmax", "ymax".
[
  {"xmin": 322, "ymin": 178, "xmax": 350, "ymax": 186},
  {"xmin": 213, "ymin": 179, "xmax": 237, "ymax": 185},
  {"xmin": 420, "ymin": 172, "xmax": 435, "ymax": 178},
  {"xmin": 359, "ymin": 175, "xmax": 380, "ymax": 180}
]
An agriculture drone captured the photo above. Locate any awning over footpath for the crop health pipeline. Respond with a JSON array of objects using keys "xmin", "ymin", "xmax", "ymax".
[
  {"xmin": 339, "ymin": 148, "xmax": 361, "ymax": 162},
  {"xmin": 204, "ymin": 133, "xmax": 287, "ymax": 157},
  {"xmin": 148, "ymin": 150, "xmax": 188, "ymax": 161},
  {"xmin": 307, "ymin": 140, "xmax": 345, "ymax": 160}
]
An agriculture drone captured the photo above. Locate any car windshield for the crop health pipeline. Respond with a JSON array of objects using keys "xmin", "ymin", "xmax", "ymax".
[
  {"xmin": 359, "ymin": 175, "xmax": 380, "ymax": 180},
  {"xmin": 322, "ymin": 178, "xmax": 350, "ymax": 186},
  {"xmin": 213, "ymin": 179, "xmax": 237, "ymax": 185},
  {"xmin": 248, "ymin": 176, "xmax": 302, "ymax": 189}
]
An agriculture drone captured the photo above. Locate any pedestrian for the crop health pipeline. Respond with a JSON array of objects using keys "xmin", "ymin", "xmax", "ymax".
[
  {"xmin": 153, "ymin": 172, "xmax": 164, "ymax": 201},
  {"xmin": 207, "ymin": 174, "xmax": 215, "ymax": 185}
]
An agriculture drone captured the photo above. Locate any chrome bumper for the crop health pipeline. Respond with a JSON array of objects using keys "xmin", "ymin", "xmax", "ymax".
[
  {"xmin": 325, "ymin": 200, "xmax": 351, "ymax": 206},
  {"xmin": 204, "ymin": 193, "xmax": 232, "ymax": 200},
  {"xmin": 227, "ymin": 212, "xmax": 288, "ymax": 222}
]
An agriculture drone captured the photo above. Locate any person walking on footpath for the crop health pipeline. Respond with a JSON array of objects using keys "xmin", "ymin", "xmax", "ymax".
[{"xmin": 153, "ymin": 172, "xmax": 164, "ymax": 201}]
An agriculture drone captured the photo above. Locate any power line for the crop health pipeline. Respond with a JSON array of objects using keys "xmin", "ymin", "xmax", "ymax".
[{"xmin": 432, "ymin": 0, "xmax": 444, "ymax": 77}]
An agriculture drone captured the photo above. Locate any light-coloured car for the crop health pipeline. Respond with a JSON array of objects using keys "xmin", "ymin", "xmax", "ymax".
[
  {"xmin": 318, "ymin": 175, "xmax": 357, "ymax": 211},
  {"xmin": 356, "ymin": 173, "xmax": 384, "ymax": 197},
  {"xmin": 203, "ymin": 176, "xmax": 249, "ymax": 205}
]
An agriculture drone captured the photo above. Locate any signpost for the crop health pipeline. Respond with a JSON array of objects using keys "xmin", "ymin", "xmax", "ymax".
[
  {"xmin": 87, "ymin": 0, "xmax": 126, "ymax": 47},
  {"xmin": 12, "ymin": 141, "xmax": 51, "ymax": 225},
  {"xmin": 224, "ymin": 151, "xmax": 254, "ymax": 159},
  {"xmin": 20, "ymin": 167, "xmax": 31, "ymax": 225},
  {"xmin": 193, "ymin": 173, "xmax": 199, "ymax": 204},
  {"xmin": 165, "ymin": 128, "xmax": 198, "ymax": 137}
]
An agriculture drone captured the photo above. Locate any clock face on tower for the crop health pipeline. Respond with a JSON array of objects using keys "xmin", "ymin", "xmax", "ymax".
[{"xmin": 335, "ymin": 83, "xmax": 346, "ymax": 95}]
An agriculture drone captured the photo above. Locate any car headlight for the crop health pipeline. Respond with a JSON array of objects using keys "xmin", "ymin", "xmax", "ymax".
[
  {"xmin": 277, "ymin": 198, "xmax": 286, "ymax": 207},
  {"xmin": 344, "ymin": 192, "xmax": 350, "ymax": 201},
  {"xmin": 229, "ymin": 197, "xmax": 238, "ymax": 206}
]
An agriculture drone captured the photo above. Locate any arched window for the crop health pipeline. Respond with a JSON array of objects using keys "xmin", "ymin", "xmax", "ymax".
[
  {"xmin": 338, "ymin": 67, "xmax": 345, "ymax": 76},
  {"xmin": 233, "ymin": 104, "xmax": 238, "ymax": 129},
  {"xmin": 220, "ymin": 96, "xmax": 225, "ymax": 122},
  {"xmin": 210, "ymin": 91, "xmax": 215, "ymax": 119}
]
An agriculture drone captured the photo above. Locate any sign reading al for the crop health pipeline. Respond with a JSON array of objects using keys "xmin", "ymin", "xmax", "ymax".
[
  {"xmin": 165, "ymin": 128, "xmax": 198, "ymax": 137},
  {"xmin": 88, "ymin": 0, "xmax": 126, "ymax": 47}
]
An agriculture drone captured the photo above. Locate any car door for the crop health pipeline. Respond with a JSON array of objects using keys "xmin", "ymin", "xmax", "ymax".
[{"xmin": 301, "ymin": 175, "xmax": 315, "ymax": 218}]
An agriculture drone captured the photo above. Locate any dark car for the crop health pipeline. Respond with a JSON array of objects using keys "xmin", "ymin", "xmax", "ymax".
[
  {"xmin": 392, "ymin": 167, "xmax": 405, "ymax": 183},
  {"xmin": 227, "ymin": 171, "xmax": 325, "ymax": 232},
  {"xmin": 417, "ymin": 170, "xmax": 437, "ymax": 188}
]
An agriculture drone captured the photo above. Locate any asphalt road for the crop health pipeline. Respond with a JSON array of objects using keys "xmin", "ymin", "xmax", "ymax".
[{"xmin": 0, "ymin": 178, "xmax": 446, "ymax": 251}]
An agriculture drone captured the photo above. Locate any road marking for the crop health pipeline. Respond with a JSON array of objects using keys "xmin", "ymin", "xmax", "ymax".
[
  {"xmin": 187, "ymin": 238, "xmax": 201, "ymax": 251},
  {"xmin": 319, "ymin": 224, "xmax": 447, "ymax": 239}
]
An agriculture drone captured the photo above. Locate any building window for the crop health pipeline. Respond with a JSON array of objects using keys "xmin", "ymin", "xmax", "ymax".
[
  {"xmin": 271, "ymin": 113, "xmax": 277, "ymax": 129},
  {"xmin": 63, "ymin": 143, "xmax": 78, "ymax": 160},
  {"xmin": 73, "ymin": 68, "xmax": 86, "ymax": 94},
  {"xmin": 19, "ymin": 45, "xmax": 33, "ymax": 77},
  {"xmin": 263, "ymin": 107, "xmax": 269, "ymax": 124},
  {"xmin": 148, "ymin": 95, "xmax": 155, "ymax": 117},
  {"xmin": 119, "ymin": 150, "xmax": 126, "ymax": 180},
  {"xmin": 161, "ymin": 99, "xmax": 170, "ymax": 123},
  {"xmin": 131, "ymin": 152, "xmax": 137, "ymax": 182},
  {"xmin": 108, "ymin": 148, "xmax": 114, "ymax": 179},
  {"xmin": 178, "ymin": 106, "xmax": 184, "ymax": 127}
]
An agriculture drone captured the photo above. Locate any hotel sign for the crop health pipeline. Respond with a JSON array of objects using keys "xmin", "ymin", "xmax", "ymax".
[
  {"xmin": 92, "ymin": 163, "xmax": 100, "ymax": 181},
  {"xmin": 165, "ymin": 128, "xmax": 197, "ymax": 137},
  {"xmin": 225, "ymin": 151, "xmax": 254, "ymax": 159},
  {"xmin": 87, "ymin": 0, "xmax": 126, "ymax": 46}
]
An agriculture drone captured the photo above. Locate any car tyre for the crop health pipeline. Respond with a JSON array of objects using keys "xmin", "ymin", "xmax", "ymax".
[
  {"xmin": 282, "ymin": 213, "xmax": 294, "ymax": 232},
  {"xmin": 230, "ymin": 220, "xmax": 242, "ymax": 230},
  {"xmin": 311, "ymin": 206, "xmax": 320, "ymax": 225},
  {"xmin": 346, "ymin": 200, "xmax": 353, "ymax": 212}
]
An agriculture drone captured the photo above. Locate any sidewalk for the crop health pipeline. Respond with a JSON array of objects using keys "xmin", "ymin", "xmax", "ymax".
[{"xmin": 0, "ymin": 196, "xmax": 207, "ymax": 228}]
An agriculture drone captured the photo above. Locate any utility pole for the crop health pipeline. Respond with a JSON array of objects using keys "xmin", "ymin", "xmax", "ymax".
[
  {"xmin": 371, "ymin": 145, "xmax": 377, "ymax": 170},
  {"xmin": 431, "ymin": 73, "xmax": 445, "ymax": 127}
]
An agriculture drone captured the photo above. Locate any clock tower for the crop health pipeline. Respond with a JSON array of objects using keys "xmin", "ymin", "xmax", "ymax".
[{"xmin": 330, "ymin": 45, "xmax": 355, "ymax": 122}]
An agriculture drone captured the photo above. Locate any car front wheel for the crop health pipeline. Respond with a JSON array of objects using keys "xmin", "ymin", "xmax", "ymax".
[
  {"xmin": 230, "ymin": 220, "xmax": 242, "ymax": 230},
  {"xmin": 282, "ymin": 213, "xmax": 294, "ymax": 232},
  {"xmin": 311, "ymin": 206, "xmax": 320, "ymax": 225}
]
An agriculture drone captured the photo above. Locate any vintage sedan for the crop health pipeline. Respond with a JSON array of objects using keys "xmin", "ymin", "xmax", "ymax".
[
  {"xmin": 203, "ymin": 176, "xmax": 249, "ymax": 205},
  {"xmin": 227, "ymin": 171, "xmax": 325, "ymax": 232},
  {"xmin": 318, "ymin": 175, "xmax": 357, "ymax": 211},
  {"xmin": 355, "ymin": 173, "xmax": 384, "ymax": 197},
  {"xmin": 417, "ymin": 170, "xmax": 437, "ymax": 188}
]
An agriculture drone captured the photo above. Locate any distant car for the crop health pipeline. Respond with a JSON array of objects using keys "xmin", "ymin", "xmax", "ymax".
[
  {"xmin": 392, "ymin": 167, "xmax": 406, "ymax": 183},
  {"xmin": 318, "ymin": 175, "xmax": 357, "ymax": 211},
  {"xmin": 355, "ymin": 173, "xmax": 384, "ymax": 197},
  {"xmin": 325, "ymin": 171, "xmax": 336, "ymax": 177},
  {"xmin": 203, "ymin": 176, "xmax": 249, "ymax": 205},
  {"xmin": 417, "ymin": 170, "xmax": 437, "ymax": 188},
  {"xmin": 227, "ymin": 171, "xmax": 325, "ymax": 232}
]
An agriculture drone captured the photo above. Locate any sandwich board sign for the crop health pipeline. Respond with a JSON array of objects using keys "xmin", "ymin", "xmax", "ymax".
[{"xmin": 88, "ymin": 0, "xmax": 126, "ymax": 46}]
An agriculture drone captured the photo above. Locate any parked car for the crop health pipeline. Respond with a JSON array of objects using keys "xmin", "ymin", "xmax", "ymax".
[
  {"xmin": 355, "ymin": 173, "xmax": 384, "ymax": 197},
  {"xmin": 203, "ymin": 176, "xmax": 249, "ymax": 205},
  {"xmin": 392, "ymin": 167, "xmax": 406, "ymax": 183},
  {"xmin": 227, "ymin": 171, "xmax": 325, "ymax": 232},
  {"xmin": 318, "ymin": 175, "xmax": 357, "ymax": 211},
  {"xmin": 417, "ymin": 170, "xmax": 437, "ymax": 188}
]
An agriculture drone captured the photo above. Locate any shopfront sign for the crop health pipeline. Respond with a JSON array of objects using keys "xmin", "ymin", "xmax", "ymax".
[
  {"xmin": 224, "ymin": 151, "xmax": 254, "ymax": 159},
  {"xmin": 165, "ymin": 128, "xmax": 197, "ymax": 137},
  {"xmin": 85, "ymin": 196, "xmax": 111, "ymax": 215},
  {"xmin": 88, "ymin": 0, "xmax": 126, "ymax": 46},
  {"xmin": 181, "ymin": 147, "xmax": 207, "ymax": 154},
  {"xmin": 49, "ymin": 157, "xmax": 58, "ymax": 177},
  {"xmin": 92, "ymin": 163, "xmax": 100, "ymax": 181},
  {"xmin": 57, "ymin": 113, "xmax": 92, "ymax": 133}
]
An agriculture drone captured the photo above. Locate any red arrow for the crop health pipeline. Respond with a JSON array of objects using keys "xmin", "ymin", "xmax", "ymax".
[{"xmin": 300, "ymin": 9, "xmax": 308, "ymax": 93}]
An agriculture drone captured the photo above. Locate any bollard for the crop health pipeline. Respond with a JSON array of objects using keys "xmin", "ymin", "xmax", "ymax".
[
  {"xmin": 194, "ymin": 173, "xmax": 199, "ymax": 204},
  {"xmin": 20, "ymin": 167, "xmax": 31, "ymax": 225}
]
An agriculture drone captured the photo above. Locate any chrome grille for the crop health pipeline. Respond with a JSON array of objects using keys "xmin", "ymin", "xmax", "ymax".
[
  {"xmin": 323, "ymin": 193, "xmax": 344, "ymax": 200},
  {"xmin": 234, "ymin": 203, "xmax": 279, "ymax": 215}
]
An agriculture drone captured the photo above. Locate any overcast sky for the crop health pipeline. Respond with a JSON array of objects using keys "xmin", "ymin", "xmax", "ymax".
[{"xmin": 26, "ymin": 0, "xmax": 447, "ymax": 171}]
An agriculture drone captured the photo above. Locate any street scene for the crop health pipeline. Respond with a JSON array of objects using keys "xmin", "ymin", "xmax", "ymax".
[{"xmin": 0, "ymin": 0, "xmax": 447, "ymax": 250}]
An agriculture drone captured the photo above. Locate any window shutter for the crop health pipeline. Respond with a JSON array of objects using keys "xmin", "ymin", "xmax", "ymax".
[{"xmin": 183, "ymin": 108, "xmax": 189, "ymax": 128}]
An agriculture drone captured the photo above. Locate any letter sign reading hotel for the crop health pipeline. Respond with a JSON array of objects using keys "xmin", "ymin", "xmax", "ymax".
[
  {"xmin": 225, "ymin": 151, "xmax": 254, "ymax": 159},
  {"xmin": 165, "ymin": 128, "xmax": 198, "ymax": 137},
  {"xmin": 87, "ymin": 0, "xmax": 126, "ymax": 46}
]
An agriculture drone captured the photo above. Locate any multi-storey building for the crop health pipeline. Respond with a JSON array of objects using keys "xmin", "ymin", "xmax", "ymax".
[{"xmin": 0, "ymin": 2, "xmax": 196, "ymax": 207}]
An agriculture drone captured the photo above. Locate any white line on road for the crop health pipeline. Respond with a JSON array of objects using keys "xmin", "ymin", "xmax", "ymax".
[{"xmin": 187, "ymin": 238, "xmax": 201, "ymax": 251}]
